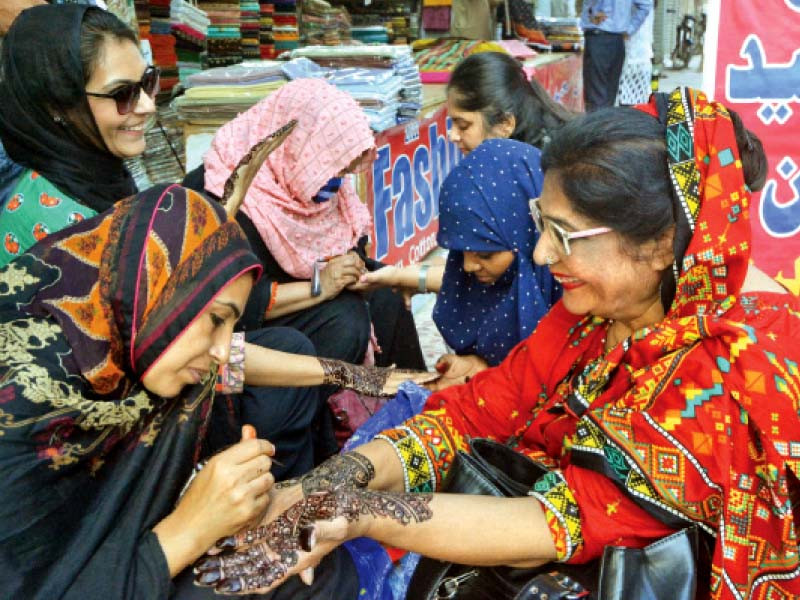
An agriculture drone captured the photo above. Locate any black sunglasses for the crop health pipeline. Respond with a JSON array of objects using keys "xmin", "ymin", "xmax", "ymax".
[{"xmin": 85, "ymin": 66, "xmax": 161, "ymax": 115}]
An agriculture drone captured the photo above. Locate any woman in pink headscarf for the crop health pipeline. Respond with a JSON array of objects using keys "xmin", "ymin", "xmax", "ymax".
[{"xmin": 185, "ymin": 77, "xmax": 425, "ymax": 381}]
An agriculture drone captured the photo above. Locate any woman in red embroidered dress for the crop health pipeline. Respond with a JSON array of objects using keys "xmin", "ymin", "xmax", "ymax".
[{"xmin": 191, "ymin": 88, "xmax": 800, "ymax": 599}]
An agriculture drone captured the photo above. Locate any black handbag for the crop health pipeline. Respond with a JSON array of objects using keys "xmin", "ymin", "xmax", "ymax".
[{"xmin": 406, "ymin": 438, "xmax": 705, "ymax": 600}]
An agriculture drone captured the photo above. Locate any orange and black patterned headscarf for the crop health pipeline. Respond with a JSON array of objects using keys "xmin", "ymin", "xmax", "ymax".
[{"xmin": 16, "ymin": 183, "xmax": 261, "ymax": 396}]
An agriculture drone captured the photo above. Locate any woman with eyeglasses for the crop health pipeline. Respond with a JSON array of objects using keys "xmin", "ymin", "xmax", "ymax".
[
  {"xmin": 186, "ymin": 89, "xmax": 800, "ymax": 600},
  {"xmin": 0, "ymin": 4, "xmax": 157, "ymax": 267}
]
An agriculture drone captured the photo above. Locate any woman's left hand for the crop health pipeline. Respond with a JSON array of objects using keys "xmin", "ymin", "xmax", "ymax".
[
  {"xmin": 193, "ymin": 490, "xmax": 361, "ymax": 594},
  {"xmin": 318, "ymin": 358, "xmax": 438, "ymax": 396}
]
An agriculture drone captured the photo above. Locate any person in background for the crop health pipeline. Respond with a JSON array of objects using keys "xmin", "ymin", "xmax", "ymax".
[
  {"xmin": 189, "ymin": 89, "xmax": 800, "ymax": 600},
  {"xmin": 581, "ymin": 0, "xmax": 653, "ymax": 110},
  {"xmin": 0, "ymin": 4, "xmax": 152, "ymax": 266},
  {"xmin": 0, "ymin": 184, "xmax": 360, "ymax": 599},
  {"xmin": 361, "ymin": 139, "xmax": 561, "ymax": 386},
  {"xmin": 362, "ymin": 52, "xmax": 569, "ymax": 382},
  {"xmin": 616, "ymin": 1, "xmax": 655, "ymax": 106},
  {"xmin": 186, "ymin": 78, "xmax": 426, "ymax": 372},
  {"xmin": 447, "ymin": 51, "xmax": 573, "ymax": 153},
  {"xmin": 450, "ymin": 0, "xmax": 503, "ymax": 39}
]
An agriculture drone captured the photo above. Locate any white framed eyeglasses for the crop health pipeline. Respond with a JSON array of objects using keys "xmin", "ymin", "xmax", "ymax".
[{"xmin": 529, "ymin": 197, "xmax": 613, "ymax": 256}]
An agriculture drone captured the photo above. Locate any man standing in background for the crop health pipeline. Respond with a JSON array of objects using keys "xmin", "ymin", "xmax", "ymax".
[{"xmin": 581, "ymin": 0, "xmax": 653, "ymax": 110}]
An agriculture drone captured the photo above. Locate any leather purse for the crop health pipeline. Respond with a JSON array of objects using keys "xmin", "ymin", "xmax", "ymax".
[{"xmin": 407, "ymin": 438, "xmax": 704, "ymax": 600}]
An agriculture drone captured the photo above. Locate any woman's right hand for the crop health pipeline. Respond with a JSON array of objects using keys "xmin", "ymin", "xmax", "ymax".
[
  {"xmin": 427, "ymin": 353, "xmax": 489, "ymax": 391},
  {"xmin": 166, "ymin": 434, "xmax": 275, "ymax": 550},
  {"xmin": 319, "ymin": 253, "xmax": 365, "ymax": 299}
]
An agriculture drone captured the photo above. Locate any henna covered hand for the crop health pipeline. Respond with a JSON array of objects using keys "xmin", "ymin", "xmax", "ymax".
[
  {"xmin": 211, "ymin": 451, "xmax": 376, "ymax": 553},
  {"xmin": 319, "ymin": 358, "xmax": 438, "ymax": 396},
  {"xmin": 194, "ymin": 489, "xmax": 432, "ymax": 595}
]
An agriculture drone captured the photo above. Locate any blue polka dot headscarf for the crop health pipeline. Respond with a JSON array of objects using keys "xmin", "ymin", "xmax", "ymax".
[{"xmin": 432, "ymin": 139, "xmax": 561, "ymax": 366}]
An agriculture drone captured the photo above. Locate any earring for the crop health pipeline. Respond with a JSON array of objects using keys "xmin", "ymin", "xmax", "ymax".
[
  {"xmin": 53, "ymin": 114, "xmax": 64, "ymax": 125},
  {"xmin": 545, "ymin": 255, "xmax": 556, "ymax": 266}
]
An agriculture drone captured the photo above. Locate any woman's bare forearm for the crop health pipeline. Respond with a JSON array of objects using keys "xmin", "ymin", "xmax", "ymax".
[{"xmin": 243, "ymin": 343, "xmax": 324, "ymax": 387}]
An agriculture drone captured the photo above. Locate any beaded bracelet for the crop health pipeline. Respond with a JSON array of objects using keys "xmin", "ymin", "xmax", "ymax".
[{"xmin": 215, "ymin": 331, "xmax": 246, "ymax": 394}]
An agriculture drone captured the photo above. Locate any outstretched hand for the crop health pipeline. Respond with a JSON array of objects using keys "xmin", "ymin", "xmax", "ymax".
[
  {"xmin": 193, "ymin": 488, "xmax": 433, "ymax": 595},
  {"xmin": 426, "ymin": 353, "xmax": 489, "ymax": 391},
  {"xmin": 220, "ymin": 120, "xmax": 297, "ymax": 217},
  {"xmin": 318, "ymin": 358, "xmax": 438, "ymax": 396}
]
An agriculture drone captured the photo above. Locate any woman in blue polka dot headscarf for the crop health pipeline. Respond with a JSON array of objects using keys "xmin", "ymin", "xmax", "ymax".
[{"xmin": 432, "ymin": 138, "xmax": 561, "ymax": 367}]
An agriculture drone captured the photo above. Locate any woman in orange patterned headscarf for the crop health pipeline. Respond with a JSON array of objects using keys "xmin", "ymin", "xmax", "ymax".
[
  {"xmin": 0, "ymin": 184, "xmax": 362, "ymax": 599},
  {"xmin": 191, "ymin": 89, "xmax": 800, "ymax": 600}
]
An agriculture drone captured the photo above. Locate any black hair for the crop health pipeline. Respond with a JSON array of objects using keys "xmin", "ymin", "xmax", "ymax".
[
  {"xmin": 447, "ymin": 51, "xmax": 573, "ymax": 148},
  {"xmin": 80, "ymin": 7, "xmax": 138, "ymax": 84},
  {"xmin": 541, "ymin": 105, "xmax": 767, "ymax": 310}
]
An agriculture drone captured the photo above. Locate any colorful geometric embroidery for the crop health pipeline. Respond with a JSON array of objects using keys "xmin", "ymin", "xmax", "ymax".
[
  {"xmin": 375, "ymin": 428, "xmax": 436, "ymax": 492},
  {"xmin": 530, "ymin": 469, "xmax": 583, "ymax": 561}
]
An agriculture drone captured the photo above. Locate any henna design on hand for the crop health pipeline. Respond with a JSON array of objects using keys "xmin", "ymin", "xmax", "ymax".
[
  {"xmin": 194, "ymin": 489, "xmax": 432, "ymax": 594},
  {"xmin": 319, "ymin": 358, "xmax": 393, "ymax": 396},
  {"xmin": 274, "ymin": 451, "xmax": 375, "ymax": 494}
]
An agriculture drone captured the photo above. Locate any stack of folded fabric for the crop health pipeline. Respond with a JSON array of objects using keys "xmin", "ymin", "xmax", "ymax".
[
  {"xmin": 289, "ymin": 45, "xmax": 422, "ymax": 128},
  {"xmin": 170, "ymin": 0, "xmax": 209, "ymax": 84},
  {"xmin": 135, "ymin": 0, "xmax": 151, "ymax": 41},
  {"xmin": 281, "ymin": 58, "xmax": 401, "ymax": 131},
  {"xmin": 259, "ymin": 2, "xmax": 275, "ymax": 58},
  {"xmin": 421, "ymin": 0, "xmax": 450, "ymax": 34},
  {"xmin": 240, "ymin": 0, "xmax": 261, "ymax": 59},
  {"xmin": 300, "ymin": 0, "xmax": 351, "ymax": 46},
  {"xmin": 536, "ymin": 17, "xmax": 583, "ymax": 51},
  {"xmin": 172, "ymin": 61, "xmax": 287, "ymax": 122},
  {"xmin": 141, "ymin": 105, "xmax": 186, "ymax": 184},
  {"xmin": 143, "ymin": 0, "xmax": 180, "ymax": 99},
  {"xmin": 198, "ymin": 0, "xmax": 242, "ymax": 67},
  {"xmin": 148, "ymin": 0, "xmax": 171, "ymax": 34},
  {"xmin": 273, "ymin": 0, "xmax": 299, "ymax": 54},
  {"xmin": 350, "ymin": 25, "xmax": 389, "ymax": 43}
]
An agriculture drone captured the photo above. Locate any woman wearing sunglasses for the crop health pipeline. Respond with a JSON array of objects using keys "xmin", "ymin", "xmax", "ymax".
[{"xmin": 0, "ymin": 4, "xmax": 157, "ymax": 267}]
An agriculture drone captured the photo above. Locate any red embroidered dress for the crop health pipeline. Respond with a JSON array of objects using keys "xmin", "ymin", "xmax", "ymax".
[{"xmin": 377, "ymin": 89, "xmax": 800, "ymax": 598}]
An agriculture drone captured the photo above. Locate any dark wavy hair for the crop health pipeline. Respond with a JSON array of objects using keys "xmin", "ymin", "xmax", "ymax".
[{"xmin": 447, "ymin": 51, "xmax": 573, "ymax": 148}]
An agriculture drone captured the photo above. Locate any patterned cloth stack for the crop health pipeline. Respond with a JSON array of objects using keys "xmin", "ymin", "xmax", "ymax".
[
  {"xmin": 240, "ymin": 0, "xmax": 261, "ymax": 59},
  {"xmin": 300, "ymin": 0, "xmax": 351, "ymax": 46},
  {"xmin": 170, "ymin": 0, "xmax": 209, "ymax": 83},
  {"xmin": 198, "ymin": 0, "xmax": 242, "ymax": 67},
  {"xmin": 273, "ymin": 0, "xmax": 300, "ymax": 54},
  {"xmin": 259, "ymin": 2, "xmax": 275, "ymax": 58},
  {"xmin": 172, "ymin": 61, "xmax": 287, "ymax": 121},
  {"xmin": 289, "ymin": 45, "xmax": 422, "ymax": 129}
]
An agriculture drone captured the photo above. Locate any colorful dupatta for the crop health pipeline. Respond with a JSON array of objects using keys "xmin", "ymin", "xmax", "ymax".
[
  {"xmin": 380, "ymin": 89, "xmax": 800, "ymax": 598},
  {"xmin": 0, "ymin": 184, "xmax": 261, "ymax": 598}
]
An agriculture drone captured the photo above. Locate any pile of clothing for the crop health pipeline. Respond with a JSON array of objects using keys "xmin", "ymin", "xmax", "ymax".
[
  {"xmin": 300, "ymin": 0, "xmax": 351, "ymax": 46},
  {"xmin": 198, "ymin": 0, "xmax": 242, "ymax": 67},
  {"xmin": 172, "ymin": 61, "xmax": 287, "ymax": 121},
  {"xmin": 170, "ymin": 0, "xmax": 209, "ymax": 83},
  {"xmin": 240, "ymin": 0, "xmax": 261, "ymax": 59},
  {"xmin": 273, "ymin": 0, "xmax": 300, "ymax": 54},
  {"xmin": 259, "ymin": 2, "xmax": 275, "ymax": 58},
  {"xmin": 289, "ymin": 45, "xmax": 422, "ymax": 130}
]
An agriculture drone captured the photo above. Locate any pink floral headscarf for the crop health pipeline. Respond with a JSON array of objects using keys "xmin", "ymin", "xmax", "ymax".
[{"xmin": 204, "ymin": 79, "xmax": 375, "ymax": 279}]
